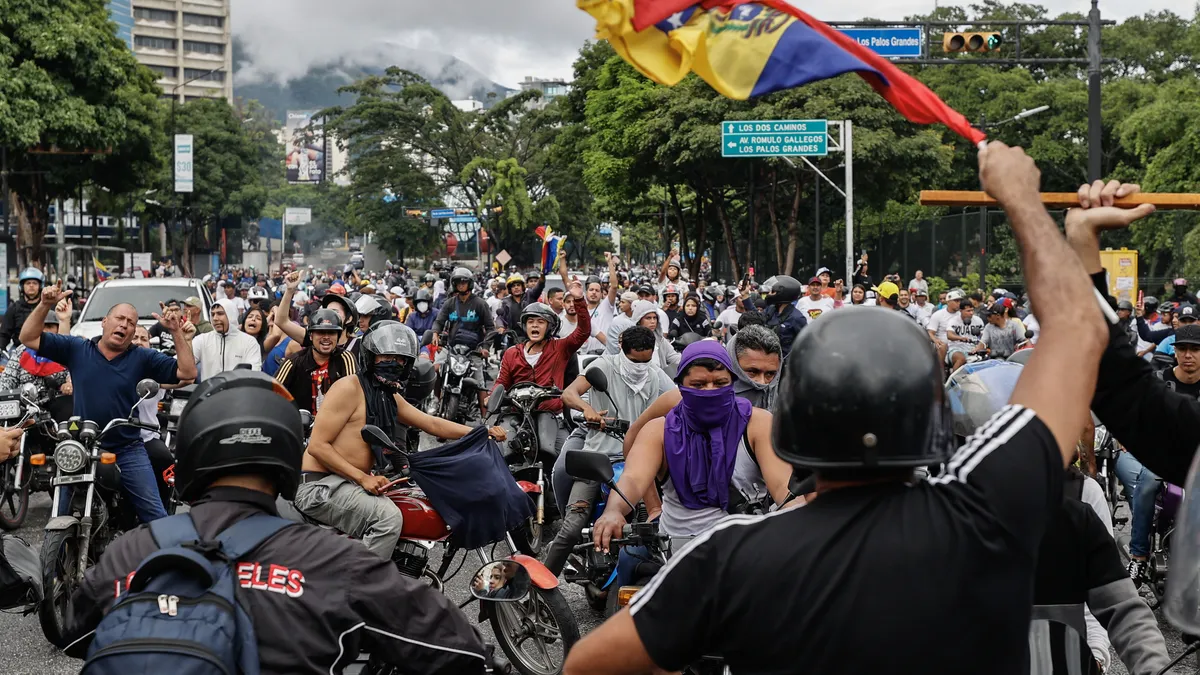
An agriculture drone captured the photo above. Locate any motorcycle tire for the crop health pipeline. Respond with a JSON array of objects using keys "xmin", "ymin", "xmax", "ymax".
[
  {"xmin": 444, "ymin": 394, "xmax": 460, "ymax": 424},
  {"xmin": 38, "ymin": 524, "xmax": 81, "ymax": 648},
  {"xmin": 488, "ymin": 586, "xmax": 580, "ymax": 675},
  {"xmin": 0, "ymin": 458, "xmax": 30, "ymax": 530}
]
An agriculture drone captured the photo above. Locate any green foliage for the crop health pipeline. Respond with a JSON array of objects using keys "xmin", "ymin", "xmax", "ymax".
[
  {"xmin": 925, "ymin": 276, "xmax": 949, "ymax": 300},
  {"xmin": 958, "ymin": 273, "xmax": 1007, "ymax": 295},
  {"xmin": 0, "ymin": 0, "xmax": 165, "ymax": 264}
]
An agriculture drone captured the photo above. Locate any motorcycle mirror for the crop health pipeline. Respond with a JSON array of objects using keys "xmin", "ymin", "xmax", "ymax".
[
  {"xmin": 469, "ymin": 560, "xmax": 531, "ymax": 603},
  {"xmin": 584, "ymin": 368, "xmax": 609, "ymax": 394},
  {"xmin": 299, "ymin": 410, "xmax": 313, "ymax": 427},
  {"xmin": 421, "ymin": 330, "xmax": 434, "ymax": 347},
  {"xmin": 486, "ymin": 385, "xmax": 505, "ymax": 417},
  {"xmin": 1025, "ymin": 330, "xmax": 1034, "ymax": 339},
  {"xmin": 20, "ymin": 382, "xmax": 38, "ymax": 401},
  {"xmin": 565, "ymin": 449, "xmax": 614, "ymax": 484},
  {"xmin": 136, "ymin": 379, "xmax": 160, "ymax": 400},
  {"xmin": 713, "ymin": 321, "xmax": 724, "ymax": 330},
  {"xmin": 361, "ymin": 425, "xmax": 400, "ymax": 453}
]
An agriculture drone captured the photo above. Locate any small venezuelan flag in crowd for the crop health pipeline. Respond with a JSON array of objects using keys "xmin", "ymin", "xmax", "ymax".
[
  {"xmin": 576, "ymin": 0, "xmax": 985, "ymax": 144},
  {"xmin": 93, "ymin": 257, "xmax": 111, "ymax": 282},
  {"xmin": 536, "ymin": 226, "xmax": 566, "ymax": 277}
]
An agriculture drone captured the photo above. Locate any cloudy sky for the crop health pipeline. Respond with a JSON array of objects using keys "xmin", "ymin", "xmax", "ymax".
[{"xmin": 231, "ymin": 0, "xmax": 1197, "ymax": 89}]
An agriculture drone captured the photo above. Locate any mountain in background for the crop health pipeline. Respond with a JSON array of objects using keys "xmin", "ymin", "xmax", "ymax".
[{"xmin": 231, "ymin": 36, "xmax": 514, "ymax": 123}]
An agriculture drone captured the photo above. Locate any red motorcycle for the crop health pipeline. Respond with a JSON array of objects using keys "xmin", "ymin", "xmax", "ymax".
[{"xmin": 350, "ymin": 425, "xmax": 579, "ymax": 675}]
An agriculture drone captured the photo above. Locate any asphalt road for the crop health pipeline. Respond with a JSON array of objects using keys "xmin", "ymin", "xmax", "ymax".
[{"xmin": 0, "ymin": 468, "xmax": 1187, "ymax": 673}]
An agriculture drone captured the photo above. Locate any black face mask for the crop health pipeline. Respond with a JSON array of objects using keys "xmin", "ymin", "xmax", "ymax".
[{"xmin": 372, "ymin": 360, "xmax": 407, "ymax": 391}]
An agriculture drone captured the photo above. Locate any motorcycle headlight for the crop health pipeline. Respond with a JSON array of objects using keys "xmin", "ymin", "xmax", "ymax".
[
  {"xmin": 451, "ymin": 359, "xmax": 470, "ymax": 376},
  {"xmin": 54, "ymin": 440, "xmax": 89, "ymax": 474},
  {"xmin": 170, "ymin": 397, "xmax": 188, "ymax": 417}
]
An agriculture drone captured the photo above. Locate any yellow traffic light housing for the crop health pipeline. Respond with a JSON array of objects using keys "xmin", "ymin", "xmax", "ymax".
[{"xmin": 942, "ymin": 31, "xmax": 1002, "ymax": 53}]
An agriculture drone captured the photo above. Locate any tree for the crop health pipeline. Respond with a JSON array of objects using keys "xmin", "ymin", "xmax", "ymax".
[
  {"xmin": 149, "ymin": 99, "xmax": 266, "ymax": 275},
  {"xmin": 0, "ymin": 0, "xmax": 165, "ymax": 266}
]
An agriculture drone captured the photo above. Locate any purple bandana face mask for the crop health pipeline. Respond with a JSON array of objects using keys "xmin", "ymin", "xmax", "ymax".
[{"xmin": 678, "ymin": 384, "xmax": 737, "ymax": 428}]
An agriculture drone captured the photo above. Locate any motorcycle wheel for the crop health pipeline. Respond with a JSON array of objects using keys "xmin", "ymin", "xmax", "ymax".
[
  {"xmin": 444, "ymin": 393, "xmax": 460, "ymax": 424},
  {"xmin": 39, "ymin": 524, "xmax": 81, "ymax": 648},
  {"xmin": 488, "ymin": 586, "xmax": 580, "ymax": 675},
  {"xmin": 0, "ymin": 457, "xmax": 29, "ymax": 530}
]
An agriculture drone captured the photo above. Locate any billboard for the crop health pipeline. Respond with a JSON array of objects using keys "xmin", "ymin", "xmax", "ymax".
[{"xmin": 284, "ymin": 110, "xmax": 326, "ymax": 184}]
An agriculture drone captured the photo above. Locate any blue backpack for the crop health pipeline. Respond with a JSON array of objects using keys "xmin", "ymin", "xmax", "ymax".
[{"xmin": 83, "ymin": 513, "xmax": 294, "ymax": 675}]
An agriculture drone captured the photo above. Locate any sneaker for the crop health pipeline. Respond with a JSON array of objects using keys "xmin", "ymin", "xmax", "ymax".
[{"xmin": 1127, "ymin": 558, "xmax": 1148, "ymax": 584}]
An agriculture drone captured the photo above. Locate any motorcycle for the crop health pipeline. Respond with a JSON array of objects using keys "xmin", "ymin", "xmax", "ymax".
[
  {"xmin": 0, "ymin": 383, "xmax": 61, "ymax": 529},
  {"xmin": 1141, "ymin": 479, "xmax": 1184, "ymax": 608},
  {"xmin": 424, "ymin": 330, "xmax": 494, "ymax": 425},
  {"xmin": 489, "ymin": 383, "xmax": 568, "ymax": 556},
  {"xmin": 303, "ymin": 424, "xmax": 579, "ymax": 675},
  {"xmin": 37, "ymin": 379, "xmax": 164, "ymax": 647}
]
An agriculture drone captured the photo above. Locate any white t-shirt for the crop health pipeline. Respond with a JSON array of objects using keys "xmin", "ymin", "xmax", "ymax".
[
  {"xmin": 947, "ymin": 313, "xmax": 985, "ymax": 351},
  {"xmin": 908, "ymin": 278, "xmax": 929, "ymax": 296},
  {"xmin": 716, "ymin": 306, "xmax": 742, "ymax": 342},
  {"xmin": 927, "ymin": 308, "xmax": 958, "ymax": 342},
  {"xmin": 908, "ymin": 301, "xmax": 935, "ymax": 327},
  {"xmin": 585, "ymin": 298, "xmax": 615, "ymax": 353},
  {"xmin": 1023, "ymin": 313, "xmax": 1041, "ymax": 344},
  {"xmin": 795, "ymin": 295, "xmax": 835, "ymax": 321},
  {"xmin": 486, "ymin": 295, "xmax": 502, "ymax": 315}
]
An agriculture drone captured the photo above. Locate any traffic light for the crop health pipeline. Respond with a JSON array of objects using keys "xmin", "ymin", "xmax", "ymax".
[{"xmin": 942, "ymin": 31, "xmax": 1002, "ymax": 53}]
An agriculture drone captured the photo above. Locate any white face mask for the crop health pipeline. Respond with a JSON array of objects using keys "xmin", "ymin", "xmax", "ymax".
[
  {"xmin": 618, "ymin": 352, "xmax": 652, "ymax": 394},
  {"xmin": 416, "ymin": 302, "xmax": 429, "ymax": 313}
]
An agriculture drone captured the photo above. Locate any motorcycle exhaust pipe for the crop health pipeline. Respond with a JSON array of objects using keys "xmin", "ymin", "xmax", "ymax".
[{"xmin": 13, "ymin": 432, "xmax": 25, "ymax": 486}]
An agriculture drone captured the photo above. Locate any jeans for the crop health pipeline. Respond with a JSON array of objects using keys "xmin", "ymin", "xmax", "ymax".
[
  {"xmin": 56, "ymin": 441, "xmax": 169, "ymax": 523},
  {"xmin": 1115, "ymin": 451, "xmax": 1159, "ymax": 558},
  {"xmin": 545, "ymin": 431, "xmax": 598, "ymax": 576}
]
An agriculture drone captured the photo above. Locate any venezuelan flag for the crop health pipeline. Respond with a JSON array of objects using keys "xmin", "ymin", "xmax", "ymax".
[
  {"xmin": 93, "ymin": 257, "xmax": 112, "ymax": 282},
  {"xmin": 577, "ymin": 0, "xmax": 984, "ymax": 144},
  {"xmin": 535, "ymin": 226, "xmax": 567, "ymax": 277}
]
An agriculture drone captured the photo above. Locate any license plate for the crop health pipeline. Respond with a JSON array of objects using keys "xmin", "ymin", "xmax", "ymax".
[{"xmin": 52, "ymin": 474, "xmax": 92, "ymax": 486}]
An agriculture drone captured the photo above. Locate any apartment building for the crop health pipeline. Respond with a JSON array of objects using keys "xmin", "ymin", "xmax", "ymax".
[{"xmin": 125, "ymin": 0, "xmax": 233, "ymax": 103}]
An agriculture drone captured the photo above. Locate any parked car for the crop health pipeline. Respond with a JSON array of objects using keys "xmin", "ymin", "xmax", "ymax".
[{"xmin": 71, "ymin": 278, "xmax": 213, "ymax": 341}]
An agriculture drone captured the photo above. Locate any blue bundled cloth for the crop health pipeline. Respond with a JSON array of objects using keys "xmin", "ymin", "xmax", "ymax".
[{"xmin": 407, "ymin": 426, "xmax": 533, "ymax": 550}]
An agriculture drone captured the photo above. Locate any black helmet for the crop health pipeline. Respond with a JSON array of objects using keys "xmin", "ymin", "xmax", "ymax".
[
  {"xmin": 1144, "ymin": 296, "xmax": 1159, "ymax": 314},
  {"xmin": 424, "ymin": 273, "xmax": 436, "ymax": 284},
  {"xmin": 450, "ymin": 267, "xmax": 474, "ymax": 292},
  {"xmin": 414, "ymin": 288, "xmax": 433, "ymax": 305},
  {"xmin": 359, "ymin": 321, "xmax": 419, "ymax": 382},
  {"xmin": 174, "ymin": 370, "xmax": 303, "ymax": 501},
  {"xmin": 44, "ymin": 313, "xmax": 60, "ymax": 326},
  {"xmin": 766, "ymin": 275, "xmax": 803, "ymax": 305},
  {"xmin": 774, "ymin": 309, "xmax": 950, "ymax": 469},
  {"xmin": 307, "ymin": 308, "xmax": 344, "ymax": 335},
  {"xmin": 520, "ymin": 302, "xmax": 560, "ymax": 339},
  {"xmin": 320, "ymin": 294, "xmax": 357, "ymax": 330}
]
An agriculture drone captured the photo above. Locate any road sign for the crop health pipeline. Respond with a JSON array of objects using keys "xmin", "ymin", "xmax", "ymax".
[
  {"xmin": 430, "ymin": 208, "xmax": 455, "ymax": 218},
  {"xmin": 284, "ymin": 207, "xmax": 312, "ymax": 225},
  {"xmin": 495, "ymin": 250, "xmax": 512, "ymax": 266},
  {"xmin": 449, "ymin": 215, "xmax": 478, "ymax": 224},
  {"xmin": 721, "ymin": 120, "xmax": 827, "ymax": 158},
  {"xmin": 174, "ymin": 134, "xmax": 193, "ymax": 193},
  {"xmin": 837, "ymin": 28, "xmax": 923, "ymax": 58}
]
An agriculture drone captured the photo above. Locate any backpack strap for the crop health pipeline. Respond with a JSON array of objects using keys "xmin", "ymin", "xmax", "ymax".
[
  {"xmin": 215, "ymin": 514, "xmax": 295, "ymax": 560},
  {"xmin": 148, "ymin": 513, "xmax": 202, "ymax": 550}
]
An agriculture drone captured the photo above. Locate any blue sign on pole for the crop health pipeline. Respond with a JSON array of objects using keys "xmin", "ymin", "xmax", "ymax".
[
  {"xmin": 449, "ymin": 215, "xmax": 478, "ymax": 224},
  {"xmin": 721, "ymin": 120, "xmax": 827, "ymax": 158},
  {"xmin": 430, "ymin": 208, "xmax": 455, "ymax": 218},
  {"xmin": 837, "ymin": 28, "xmax": 923, "ymax": 58}
]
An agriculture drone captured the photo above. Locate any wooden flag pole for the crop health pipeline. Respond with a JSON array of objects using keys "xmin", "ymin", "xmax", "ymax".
[{"xmin": 919, "ymin": 190, "xmax": 1200, "ymax": 210}]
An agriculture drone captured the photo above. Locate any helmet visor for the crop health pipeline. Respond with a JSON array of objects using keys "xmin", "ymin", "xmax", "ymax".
[
  {"xmin": 361, "ymin": 323, "xmax": 418, "ymax": 359},
  {"xmin": 1166, "ymin": 449, "xmax": 1200, "ymax": 633},
  {"xmin": 945, "ymin": 360, "xmax": 1024, "ymax": 438}
]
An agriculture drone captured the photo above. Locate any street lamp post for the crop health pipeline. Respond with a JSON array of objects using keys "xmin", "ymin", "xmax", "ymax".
[
  {"xmin": 168, "ymin": 66, "xmax": 224, "ymax": 263},
  {"xmin": 975, "ymin": 105, "xmax": 1051, "ymax": 286}
]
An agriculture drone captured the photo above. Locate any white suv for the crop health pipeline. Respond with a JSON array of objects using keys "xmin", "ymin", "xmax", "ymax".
[{"xmin": 72, "ymin": 278, "xmax": 213, "ymax": 340}]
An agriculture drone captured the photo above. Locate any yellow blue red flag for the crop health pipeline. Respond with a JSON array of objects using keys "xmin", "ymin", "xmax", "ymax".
[
  {"xmin": 577, "ymin": 0, "xmax": 985, "ymax": 144},
  {"xmin": 535, "ymin": 226, "xmax": 566, "ymax": 277},
  {"xmin": 93, "ymin": 257, "xmax": 111, "ymax": 282}
]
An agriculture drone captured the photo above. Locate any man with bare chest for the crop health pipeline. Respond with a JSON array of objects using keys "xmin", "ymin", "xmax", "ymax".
[{"xmin": 294, "ymin": 322, "xmax": 505, "ymax": 558}]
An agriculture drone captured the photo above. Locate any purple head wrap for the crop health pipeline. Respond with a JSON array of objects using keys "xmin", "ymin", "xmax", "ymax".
[{"xmin": 664, "ymin": 340, "xmax": 753, "ymax": 511}]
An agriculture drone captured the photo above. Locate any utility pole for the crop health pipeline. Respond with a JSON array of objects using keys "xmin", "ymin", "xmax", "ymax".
[{"xmin": 1087, "ymin": 0, "xmax": 1104, "ymax": 181}]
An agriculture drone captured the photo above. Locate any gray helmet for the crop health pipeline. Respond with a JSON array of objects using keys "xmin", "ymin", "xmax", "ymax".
[
  {"xmin": 450, "ymin": 267, "xmax": 474, "ymax": 292},
  {"xmin": 520, "ymin": 302, "xmax": 560, "ymax": 339},
  {"xmin": 359, "ymin": 321, "xmax": 419, "ymax": 380},
  {"xmin": 1117, "ymin": 299, "xmax": 1135, "ymax": 311}
]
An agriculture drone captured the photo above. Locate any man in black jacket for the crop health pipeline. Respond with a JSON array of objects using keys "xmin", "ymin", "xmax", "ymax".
[
  {"xmin": 0, "ymin": 268, "xmax": 46, "ymax": 352},
  {"xmin": 1064, "ymin": 180, "xmax": 1198, "ymax": 486},
  {"xmin": 63, "ymin": 370, "xmax": 490, "ymax": 674}
]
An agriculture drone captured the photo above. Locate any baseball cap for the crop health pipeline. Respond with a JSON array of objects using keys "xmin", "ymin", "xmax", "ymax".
[
  {"xmin": 808, "ymin": 276, "xmax": 822, "ymax": 285},
  {"xmin": 1181, "ymin": 305, "xmax": 1198, "ymax": 322},
  {"xmin": 182, "ymin": 296, "xmax": 203, "ymax": 308},
  {"xmin": 620, "ymin": 291, "xmax": 638, "ymax": 304},
  {"xmin": 946, "ymin": 289, "xmax": 966, "ymax": 301},
  {"xmin": 1176, "ymin": 324, "xmax": 1200, "ymax": 347},
  {"xmin": 874, "ymin": 281, "xmax": 900, "ymax": 300},
  {"xmin": 915, "ymin": 288, "xmax": 928, "ymax": 297},
  {"xmin": 815, "ymin": 267, "xmax": 831, "ymax": 277}
]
